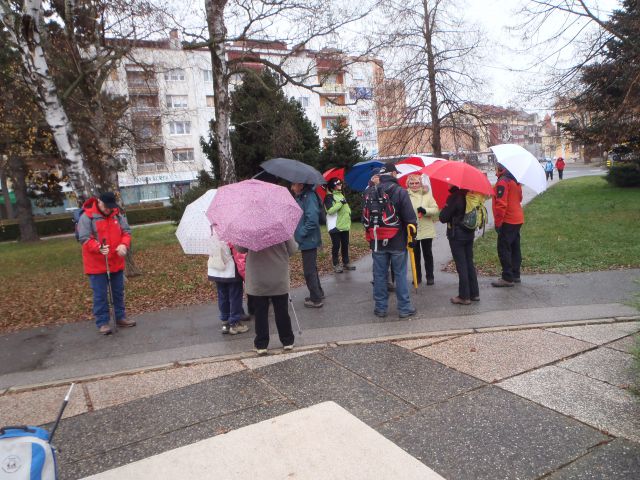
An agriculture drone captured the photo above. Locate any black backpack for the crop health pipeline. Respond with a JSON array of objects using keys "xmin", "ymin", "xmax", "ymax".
[
  {"xmin": 362, "ymin": 184, "xmax": 401, "ymax": 247},
  {"xmin": 314, "ymin": 191, "xmax": 326, "ymax": 225}
]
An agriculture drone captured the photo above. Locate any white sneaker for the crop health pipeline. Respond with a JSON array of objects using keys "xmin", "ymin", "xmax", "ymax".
[
  {"xmin": 229, "ymin": 322, "xmax": 249, "ymax": 335},
  {"xmin": 255, "ymin": 348, "xmax": 268, "ymax": 356},
  {"xmin": 283, "ymin": 344, "xmax": 294, "ymax": 351}
]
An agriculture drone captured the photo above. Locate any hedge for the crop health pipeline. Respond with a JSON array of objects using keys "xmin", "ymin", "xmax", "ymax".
[
  {"xmin": 605, "ymin": 163, "xmax": 640, "ymax": 188},
  {"xmin": 0, "ymin": 205, "xmax": 171, "ymax": 242}
]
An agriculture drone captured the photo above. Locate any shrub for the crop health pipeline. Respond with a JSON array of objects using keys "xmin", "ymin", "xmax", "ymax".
[
  {"xmin": 605, "ymin": 161, "xmax": 640, "ymax": 188},
  {"xmin": 169, "ymin": 170, "xmax": 217, "ymax": 224}
]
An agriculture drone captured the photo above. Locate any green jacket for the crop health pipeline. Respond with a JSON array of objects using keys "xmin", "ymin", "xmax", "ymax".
[
  {"xmin": 408, "ymin": 188, "xmax": 439, "ymax": 240},
  {"xmin": 324, "ymin": 191, "xmax": 351, "ymax": 232}
]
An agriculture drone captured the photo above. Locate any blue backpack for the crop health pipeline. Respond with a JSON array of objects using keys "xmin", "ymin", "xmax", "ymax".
[{"xmin": 0, "ymin": 426, "xmax": 57, "ymax": 479}]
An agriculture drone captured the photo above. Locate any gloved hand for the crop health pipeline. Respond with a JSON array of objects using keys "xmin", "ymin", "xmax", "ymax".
[
  {"xmin": 99, "ymin": 243, "xmax": 109, "ymax": 256},
  {"xmin": 417, "ymin": 207, "xmax": 427, "ymax": 215},
  {"xmin": 495, "ymin": 226, "xmax": 502, "ymax": 234},
  {"xmin": 340, "ymin": 199, "xmax": 347, "ymax": 204},
  {"xmin": 408, "ymin": 240, "xmax": 417, "ymax": 249}
]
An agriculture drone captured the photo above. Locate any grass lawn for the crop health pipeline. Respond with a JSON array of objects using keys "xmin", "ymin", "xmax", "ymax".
[
  {"xmin": 0, "ymin": 223, "xmax": 369, "ymax": 333},
  {"xmin": 471, "ymin": 176, "xmax": 640, "ymax": 276}
]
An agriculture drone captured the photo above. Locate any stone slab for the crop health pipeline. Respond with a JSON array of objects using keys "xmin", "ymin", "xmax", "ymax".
[
  {"xmin": 59, "ymin": 400, "xmax": 295, "ymax": 480},
  {"xmin": 498, "ymin": 366, "xmax": 640, "ymax": 442},
  {"xmin": 81, "ymin": 402, "xmax": 444, "ymax": 480},
  {"xmin": 240, "ymin": 349, "xmax": 318, "ymax": 369},
  {"xmin": 324, "ymin": 343, "xmax": 484, "ymax": 407},
  {"xmin": 416, "ymin": 329, "xmax": 592, "ymax": 382},
  {"xmin": 254, "ymin": 352, "xmax": 414, "ymax": 425},
  {"xmin": 558, "ymin": 347, "xmax": 636, "ymax": 388},
  {"xmin": 394, "ymin": 335, "xmax": 459, "ymax": 350},
  {"xmin": 53, "ymin": 370, "xmax": 281, "ymax": 462},
  {"xmin": 376, "ymin": 386, "xmax": 606, "ymax": 480},
  {"xmin": 545, "ymin": 438, "xmax": 640, "ymax": 480},
  {"xmin": 606, "ymin": 333, "xmax": 638, "ymax": 354},
  {"xmin": 547, "ymin": 321, "xmax": 640, "ymax": 345},
  {"xmin": 0, "ymin": 384, "xmax": 87, "ymax": 426},
  {"xmin": 86, "ymin": 361, "xmax": 245, "ymax": 410}
]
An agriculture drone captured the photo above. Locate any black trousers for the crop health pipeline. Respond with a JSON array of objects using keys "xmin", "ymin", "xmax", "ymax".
[
  {"xmin": 497, "ymin": 223, "xmax": 522, "ymax": 282},
  {"xmin": 250, "ymin": 294, "xmax": 294, "ymax": 349},
  {"xmin": 413, "ymin": 238, "xmax": 434, "ymax": 282},
  {"xmin": 545, "ymin": 171, "xmax": 553, "ymax": 180},
  {"xmin": 329, "ymin": 230, "xmax": 350, "ymax": 266},
  {"xmin": 558, "ymin": 169, "xmax": 564, "ymax": 179},
  {"xmin": 449, "ymin": 238, "xmax": 479, "ymax": 300},
  {"xmin": 301, "ymin": 248, "xmax": 323, "ymax": 301}
]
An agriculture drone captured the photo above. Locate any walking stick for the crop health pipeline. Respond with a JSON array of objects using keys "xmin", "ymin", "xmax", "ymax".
[
  {"xmin": 101, "ymin": 239, "xmax": 117, "ymax": 333},
  {"xmin": 49, "ymin": 383, "xmax": 75, "ymax": 443},
  {"xmin": 407, "ymin": 224, "xmax": 418, "ymax": 293},
  {"xmin": 288, "ymin": 294, "xmax": 302, "ymax": 335}
]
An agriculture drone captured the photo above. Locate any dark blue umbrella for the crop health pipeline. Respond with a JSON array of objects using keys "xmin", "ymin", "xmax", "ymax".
[{"xmin": 344, "ymin": 160, "xmax": 384, "ymax": 191}]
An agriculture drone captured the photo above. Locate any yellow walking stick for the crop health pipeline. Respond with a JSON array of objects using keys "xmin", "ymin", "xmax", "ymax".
[{"xmin": 407, "ymin": 224, "xmax": 418, "ymax": 292}]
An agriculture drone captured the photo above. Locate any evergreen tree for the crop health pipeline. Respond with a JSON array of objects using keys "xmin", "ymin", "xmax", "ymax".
[{"xmin": 318, "ymin": 117, "xmax": 367, "ymax": 171}]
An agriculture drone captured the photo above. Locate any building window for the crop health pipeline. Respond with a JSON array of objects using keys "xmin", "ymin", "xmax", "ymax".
[
  {"xmin": 172, "ymin": 148, "xmax": 195, "ymax": 162},
  {"xmin": 164, "ymin": 69, "xmax": 186, "ymax": 81},
  {"xmin": 203, "ymin": 69, "xmax": 213, "ymax": 82},
  {"xmin": 136, "ymin": 149, "xmax": 166, "ymax": 174},
  {"xmin": 166, "ymin": 95, "xmax": 188, "ymax": 108},
  {"xmin": 298, "ymin": 96, "xmax": 310, "ymax": 107},
  {"xmin": 126, "ymin": 70, "xmax": 156, "ymax": 88},
  {"xmin": 131, "ymin": 95, "xmax": 159, "ymax": 108},
  {"xmin": 169, "ymin": 121, "xmax": 191, "ymax": 135},
  {"xmin": 206, "ymin": 95, "xmax": 215, "ymax": 108}
]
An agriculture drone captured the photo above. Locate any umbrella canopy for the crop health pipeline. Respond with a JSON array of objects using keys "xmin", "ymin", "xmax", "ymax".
[
  {"xmin": 317, "ymin": 167, "xmax": 346, "ymax": 201},
  {"xmin": 344, "ymin": 160, "xmax": 383, "ymax": 191},
  {"xmin": 397, "ymin": 157, "xmax": 446, "ymax": 188},
  {"xmin": 398, "ymin": 155, "xmax": 447, "ymax": 168},
  {"xmin": 420, "ymin": 161, "xmax": 493, "ymax": 208},
  {"xmin": 175, "ymin": 189, "xmax": 220, "ymax": 255},
  {"xmin": 206, "ymin": 179, "xmax": 302, "ymax": 251},
  {"xmin": 260, "ymin": 158, "xmax": 326, "ymax": 185},
  {"xmin": 490, "ymin": 144, "xmax": 547, "ymax": 194}
]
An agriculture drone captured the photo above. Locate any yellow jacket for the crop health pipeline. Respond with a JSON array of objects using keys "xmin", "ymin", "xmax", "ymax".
[{"xmin": 408, "ymin": 188, "xmax": 440, "ymax": 240}]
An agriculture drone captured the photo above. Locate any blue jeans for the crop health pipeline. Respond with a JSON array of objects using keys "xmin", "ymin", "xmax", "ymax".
[
  {"xmin": 372, "ymin": 250, "xmax": 413, "ymax": 315},
  {"xmin": 216, "ymin": 281, "xmax": 244, "ymax": 325},
  {"xmin": 89, "ymin": 270, "xmax": 125, "ymax": 327}
]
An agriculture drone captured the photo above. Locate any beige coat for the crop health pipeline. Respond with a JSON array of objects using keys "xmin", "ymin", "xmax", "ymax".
[
  {"xmin": 408, "ymin": 189, "xmax": 440, "ymax": 240},
  {"xmin": 237, "ymin": 238, "xmax": 298, "ymax": 296}
]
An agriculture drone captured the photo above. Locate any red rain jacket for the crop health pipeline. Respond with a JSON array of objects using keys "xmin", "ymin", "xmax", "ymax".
[
  {"xmin": 556, "ymin": 158, "xmax": 566, "ymax": 171},
  {"xmin": 492, "ymin": 175, "xmax": 524, "ymax": 227},
  {"xmin": 78, "ymin": 198, "xmax": 132, "ymax": 274}
]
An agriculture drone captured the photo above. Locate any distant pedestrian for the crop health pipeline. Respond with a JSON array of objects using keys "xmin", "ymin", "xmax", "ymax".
[
  {"xmin": 406, "ymin": 174, "xmax": 439, "ymax": 285},
  {"xmin": 491, "ymin": 163, "xmax": 524, "ymax": 287},
  {"xmin": 291, "ymin": 183, "xmax": 324, "ymax": 308},
  {"xmin": 363, "ymin": 162, "xmax": 417, "ymax": 318},
  {"xmin": 208, "ymin": 242, "xmax": 249, "ymax": 335},
  {"xmin": 555, "ymin": 157, "xmax": 566, "ymax": 179},
  {"xmin": 324, "ymin": 177, "xmax": 355, "ymax": 273},
  {"xmin": 77, "ymin": 192, "xmax": 135, "ymax": 335},
  {"xmin": 544, "ymin": 159, "xmax": 554, "ymax": 181},
  {"xmin": 236, "ymin": 239, "xmax": 298, "ymax": 355},
  {"xmin": 439, "ymin": 186, "xmax": 479, "ymax": 304}
]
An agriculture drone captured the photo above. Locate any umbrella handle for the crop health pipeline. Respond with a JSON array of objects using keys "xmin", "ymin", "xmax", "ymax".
[{"xmin": 407, "ymin": 225, "xmax": 418, "ymax": 293}]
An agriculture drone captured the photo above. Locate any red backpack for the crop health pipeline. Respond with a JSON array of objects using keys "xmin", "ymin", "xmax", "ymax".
[{"xmin": 362, "ymin": 184, "xmax": 401, "ymax": 249}]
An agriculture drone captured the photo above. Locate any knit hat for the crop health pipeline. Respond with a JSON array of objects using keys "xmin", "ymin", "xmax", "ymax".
[{"xmin": 378, "ymin": 162, "xmax": 398, "ymax": 175}]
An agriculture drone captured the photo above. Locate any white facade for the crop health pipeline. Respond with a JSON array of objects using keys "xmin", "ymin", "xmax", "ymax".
[{"xmin": 107, "ymin": 38, "xmax": 381, "ymax": 204}]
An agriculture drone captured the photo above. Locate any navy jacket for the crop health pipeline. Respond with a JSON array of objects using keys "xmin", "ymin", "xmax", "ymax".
[{"xmin": 439, "ymin": 187, "xmax": 474, "ymax": 242}]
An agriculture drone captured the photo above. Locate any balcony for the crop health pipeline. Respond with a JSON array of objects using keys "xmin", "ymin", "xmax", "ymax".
[
  {"xmin": 131, "ymin": 107, "xmax": 162, "ymax": 118},
  {"xmin": 127, "ymin": 80, "xmax": 159, "ymax": 95},
  {"xmin": 136, "ymin": 162, "xmax": 168, "ymax": 175},
  {"xmin": 323, "ymin": 105, "xmax": 350, "ymax": 116},
  {"xmin": 320, "ymin": 83, "xmax": 346, "ymax": 94}
]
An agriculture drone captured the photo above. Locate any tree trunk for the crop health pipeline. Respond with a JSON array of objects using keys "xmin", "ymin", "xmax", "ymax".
[
  {"xmin": 423, "ymin": 0, "xmax": 442, "ymax": 157},
  {"xmin": 125, "ymin": 246, "xmax": 142, "ymax": 277},
  {"xmin": 0, "ymin": 169, "xmax": 13, "ymax": 219},
  {"xmin": 8, "ymin": 155, "xmax": 39, "ymax": 242},
  {"xmin": 205, "ymin": 0, "xmax": 236, "ymax": 185},
  {"xmin": 0, "ymin": 0, "xmax": 95, "ymax": 199}
]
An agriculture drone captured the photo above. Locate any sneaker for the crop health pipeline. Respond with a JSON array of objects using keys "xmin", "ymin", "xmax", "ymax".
[
  {"xmin": 304, "ymin": 299, "xmax": 323, "ymax": 308},
  {"xmin": 374, "ymin": 310, "xmax": 387, "ymax": 318},
  {"xmin": 255, "ymin": 348, "xmax": 268, "ymax": 356},
  {"xmin": 399, "ymin": 308, "xmax": 417, "ymax": 318},
  {"xmin": 221, "ymin": 321, "xmax": 230, "ymax": 334},
  {"xmin": 229, "ymin": 322, "xmax": 249, "ymax": 335},
  {"xmin": 491, "ymin": 279, "xmax": 515, "ymax": 288},
  {"xmin": 450, "ymin": 296, "xmax": 471, "ymax": 305},
  {"xmin": 283, "ymin": 344, "xmax": 294, "ymax": 351},
  {"xmin": 334, "ymin": 264, "xmax": 344, "ymax": 273},
  {"xmin": 98, "ymin": 324, "xmax": 112, "ymax": 335},
  {"xmin": 343, "ymin": 263, "xmax": 356, "ymax": 271},
  {"xmin": 116, "ymin": 318, "xmax": 136, "ymax": 327},
  {"xmin": 471, "ymin": 296, "xmax": 480, "ymax": 302}
]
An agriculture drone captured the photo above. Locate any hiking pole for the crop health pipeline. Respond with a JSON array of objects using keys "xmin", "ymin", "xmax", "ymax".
[
  {"xmin": 288, "ymin": 294, "xmax": 302, "ymax": 334},
  {"xmin": 101, "ymin": 239, "xmax": 117, "ymax": 333},
  {"xmin": 49, "ymin": 383, "xmax": 75, "ymax": 443},
  {"xmin": 406, "ymin": 224, "xmax": 418, "ymax": 293}
]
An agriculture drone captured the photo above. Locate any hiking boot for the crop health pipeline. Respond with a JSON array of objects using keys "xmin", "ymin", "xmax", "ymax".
[
  {"xmin": 399, "ymin": 308, "xmax": 417, "ymax": 318},
  {"xmin": 426, "ymin": 278, "xmax": 435, "ymax": 286},
  {"xmin": 221, "ymin": 322, "xmax": 230, "ymax": 334},
  {"xmin": 255, "ymin": 348, "xmax": 268, "ymax": 356},
  {"xmin": 491, "ymin": 278, "xmax": 515, "ymax": 288},
  {"xmin": 229, "ymin": 322, "xmax": 249, "ymax": 335},
  {"xmin": 98, "ymin": 324, "xmax": 112, "ymax": 335},
  {"xmin": 343, "ymin": 263, "xmax": 356, "ymax": 271},
  {"xmin": 471, "ymin": 296, "xmax": 480, "ymax": 302},
  {"xmin": 450, "ymin": 296, "xmax": 472, "ymax": 305},
  {"xmin": 374, "ymin": 310, "xmax": 387, "ymax": 318},
  {"xmin": 304, "ymin": 299, "xmax": 323, "ymax": 308},
  {"xmin": 513, "ymin": 278, "xmax": 521, "ymax": 284},
  {"xmin": 116, "ymin": 318, "xmax": 136, "ymax": 328},
  {"xmin": 334, "ymin": 264, "xmax": 344, "ymax": 273},
  {"xmin": 283, "ymin": 344, "xmax": 294, "ymax": 351}
]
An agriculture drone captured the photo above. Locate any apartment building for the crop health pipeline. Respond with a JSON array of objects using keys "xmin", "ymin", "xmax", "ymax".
[{"xmin": 106, "ymin": 34, "xmax": 381, "ymax": 204}]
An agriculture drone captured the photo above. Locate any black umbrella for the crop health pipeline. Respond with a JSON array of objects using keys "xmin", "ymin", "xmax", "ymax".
[{"xmin": 260, "ymin": 158, "xmax": 326, "ymax": 185}]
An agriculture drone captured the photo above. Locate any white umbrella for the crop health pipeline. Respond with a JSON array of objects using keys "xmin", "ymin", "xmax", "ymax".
[
  {"xmin": 176, "ymin": 189, "xmax": 221, "ymax": 255},
  {"xmin": 490, "ymin": 144, "xmax": 547, "ymax": 193}
]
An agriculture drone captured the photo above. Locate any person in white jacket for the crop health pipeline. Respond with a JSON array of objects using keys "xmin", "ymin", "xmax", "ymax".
[{"xmin": 406, "ymin": 174, "xmax": 440, "ymax": 285}]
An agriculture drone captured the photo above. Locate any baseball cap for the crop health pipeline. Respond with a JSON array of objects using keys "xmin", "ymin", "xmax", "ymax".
[
  {"xmin": 99, "ymin": 192, "xmax": 118, "ymax": 209},
  {"xmin": 378, "ymin": 162, "xmax": 398, "ymax": 175}
]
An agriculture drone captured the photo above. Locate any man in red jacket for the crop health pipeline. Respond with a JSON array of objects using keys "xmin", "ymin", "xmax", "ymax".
[
  {"xmin": 78, "ymin": 192, "xmax": 134, "ymax": 334},
  {"xmin": 555, "ymin": 157, "xmax": 566, "ymax": 180},
  {"xmin": 492, "ymin": 164, "xmax": 524, "ymax": 287}
]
